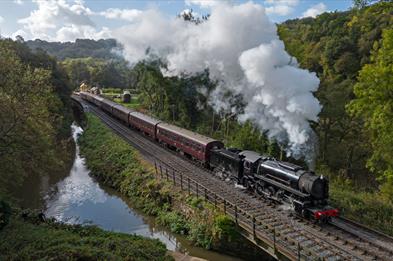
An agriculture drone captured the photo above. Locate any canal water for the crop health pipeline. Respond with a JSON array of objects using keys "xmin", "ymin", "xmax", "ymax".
[{"xmin": 14, "ymin": 123, "xmax": 242, "ymax": 261}]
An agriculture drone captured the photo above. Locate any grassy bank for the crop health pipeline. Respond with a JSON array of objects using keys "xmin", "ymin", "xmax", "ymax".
[
  {"xmin": 0, "ymin": 209, "xmax": 170, "ymax": 260},
  {"xmin": 79, "ymin": 113, "xmax": 269, "ymax": 259},
  {"xmin": 317, "ymin": 166, "xmax": 393, "ymax": 236},
  {"xmin": 330, "ymin": 180, "xmax": 393, "ymax": 236}
]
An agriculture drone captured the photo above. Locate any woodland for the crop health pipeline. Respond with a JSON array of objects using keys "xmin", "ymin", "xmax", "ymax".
[{"xmin": 1, "ymin": 0, "xmax": 392, "ymax": 240}]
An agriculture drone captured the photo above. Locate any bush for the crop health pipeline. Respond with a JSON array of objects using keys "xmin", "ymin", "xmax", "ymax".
[
  {"xmin": 329, "ymin": 179, "xmax": 393, "ymax": 236},
  {"xmin": 102, "ymin": 88, "xmax": 123, "ymax": 94},
  {"xmin": 0, "ymin": 214, "xmax": 171, "ymax": 261},
  {"xmin": 0, "ymin": 200, "xmax": 11, "ymax": 230}
]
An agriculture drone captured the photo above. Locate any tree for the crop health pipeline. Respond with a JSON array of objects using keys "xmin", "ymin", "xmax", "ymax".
[
  {"xmin": 0, "ymin": 39, "xmax": 72, "ymax": 195},
  {"xmin": 352, "ymin": 0, "xmax": 383, "ymax": 9},
  {"xmin": 348, "ymin": 29, "xmax": 393, "ymax": 198}
]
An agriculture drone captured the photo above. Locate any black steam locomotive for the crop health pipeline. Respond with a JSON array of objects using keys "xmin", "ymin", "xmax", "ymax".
[{"xmin": 210, "ymin": 148, "xmax": 338, "ymax": 221}]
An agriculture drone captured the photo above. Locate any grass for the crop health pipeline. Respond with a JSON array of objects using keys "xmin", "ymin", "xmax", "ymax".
[
  {"xmin": 78, "ymin": 114, "xmax": 237, "ymax": 248},
  {"xmin": 0, "ymin": 211, "xmax": 171, "ymax": 261},
  {"xmin": 330, "ymin": 179, "xmax": 393, "ymax": 236},
  {"xmin": 101, "ymin": 92, "xmax": 141, "ymax": 110},
  {"xmin": 78, "ymin": 114, "xmax": 266, "ymax": 259},
  {"xmin": 317, "ymin": 165, "xmax": 393, "ymax": 236}
]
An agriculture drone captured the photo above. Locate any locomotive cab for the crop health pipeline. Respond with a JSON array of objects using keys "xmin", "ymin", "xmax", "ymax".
[
  {"xmin": 209, "ymin": 148, "xmax": 244, "ymax": 181},
  {"xmin": 238, "ymin": 151, "xmax": 262, "ymax": 176}
]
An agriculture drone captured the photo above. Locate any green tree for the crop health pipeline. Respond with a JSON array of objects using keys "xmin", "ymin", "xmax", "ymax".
[
  {"xmin": 0, "ymin": 39, "xmax": 72, "ymax": 195},
  {"xmin": 348, "ymin": 29, "xmax": 393, "ymax": 198}
]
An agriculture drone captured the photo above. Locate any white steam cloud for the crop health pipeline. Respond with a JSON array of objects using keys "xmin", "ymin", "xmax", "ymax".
[{"xmin": 114, "ymin": 2, "xmax": 321, "ymax": 160}]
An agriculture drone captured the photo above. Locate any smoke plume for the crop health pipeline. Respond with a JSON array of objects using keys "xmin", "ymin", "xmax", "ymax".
[{"xmin": 113, "ymin": 2, "xmax": 321, "ymax": 160}]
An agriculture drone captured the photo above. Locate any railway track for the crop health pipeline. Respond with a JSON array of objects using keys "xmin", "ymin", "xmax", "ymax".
[{"xmin": 74, "ymin": 96, "xmax": 393, "ymax": 260}]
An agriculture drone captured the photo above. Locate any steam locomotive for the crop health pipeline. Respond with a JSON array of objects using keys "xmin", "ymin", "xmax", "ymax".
[
  {"xmin": 79, "ymin": 91, "xmax": 338, "ymax": 222},
  {"xmin": 210, "ymin": 149, "xmax": 338, "ymax": 221}
]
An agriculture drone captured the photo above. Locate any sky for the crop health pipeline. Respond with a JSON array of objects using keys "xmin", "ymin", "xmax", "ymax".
[{"xmin": 0, "ymin": 0, "xmax": 353, "ymax": 42}]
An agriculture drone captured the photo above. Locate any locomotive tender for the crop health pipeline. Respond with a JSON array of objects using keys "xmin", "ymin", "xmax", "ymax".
[{"xmin": 79, "ymin": 91, "xmax": 338, "ymax": 221}]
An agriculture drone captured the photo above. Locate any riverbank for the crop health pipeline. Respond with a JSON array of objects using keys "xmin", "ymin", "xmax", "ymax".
[
  {"xmin": 79, "ymin": 113, "xmax": 270, "ymax": 260},
  {"xmin": 0, "ymin": 208, "xmax": 171, "ymax": 260},
  {"xmin": 0, "ymin": 122, "xmax": 173, "ymax": 261}
]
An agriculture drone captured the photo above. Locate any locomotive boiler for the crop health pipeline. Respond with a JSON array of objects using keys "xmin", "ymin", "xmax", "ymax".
[{"xmin": 257, "ymin": 159, "xmax": 329, "ymax": 200}]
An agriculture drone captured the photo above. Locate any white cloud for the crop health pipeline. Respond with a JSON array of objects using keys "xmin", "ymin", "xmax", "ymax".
[
  {"xmin": 265, "ymin": 0, "xmax": 299, "ymax": 6},
  {"xmin": 185, "ymin": 0, "xmax": 227, "ymax": 8},
  {"xmin": 56, "ymin": 25, "xmax": 111, "ymax": 42},
  {"xmin": 264, "ymin": 0, "xmax": 299, "ymax": 16},
  {"xmin": 99, "ymin": 8, "xmax": 142, "ymax": 22},
  {"xmin": 17, "ymin": 0, "xmax": 109, "ymax": 41},
  {"xmin": 302, "ymin": 3, "xmax": 327, "ymax": 18},
  {"xmin": 11, "ymin": 29, "xmax": 28, "ymax": 39},
  {"xmin": 265, "ymin": 5, "xmax": 292, "ymax": 16},
  {"xmin": 0, "ymin": 16, "xmax": 4, "ymax": 24},
  {"xmin": 14, "ymin": 0, "xmax": 24, "ymax": 5}
]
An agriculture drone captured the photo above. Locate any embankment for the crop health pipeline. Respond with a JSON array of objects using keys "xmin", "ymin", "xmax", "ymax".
[
  {"xmin": 78, "ymin": 113, "xmax": 270, "ymax": 260},
  {"xmin": 0, "ymin": 207, "xmax": 170, "ymax": 260}
]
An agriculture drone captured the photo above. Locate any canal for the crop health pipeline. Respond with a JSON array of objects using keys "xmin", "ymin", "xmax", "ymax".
[{"xmin": 13, "ymin": 123, "xmax": 242, "ymax": 261}]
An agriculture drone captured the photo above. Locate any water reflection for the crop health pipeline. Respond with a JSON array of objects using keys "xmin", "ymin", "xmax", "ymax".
[
  {"xmin": 42, "ymin": 123, "xmax": 241, "ymax": 261},
  {"xmin": 44, "ymin": 123, "xmax": 176, "ymax": 250}
]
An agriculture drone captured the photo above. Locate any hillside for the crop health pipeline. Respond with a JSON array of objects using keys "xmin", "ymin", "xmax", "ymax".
[
  {"xmin": 25, "ymin": 38, "xmax": 121, "ymax": 60},
  {"xmin": 278, "ymin": 2, "xmax": 393, "ymax": 186}
]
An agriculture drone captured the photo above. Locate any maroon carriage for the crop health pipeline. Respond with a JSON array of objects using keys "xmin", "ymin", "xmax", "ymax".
[
  {"xmin": 156, "ymin": 122, "xmax": 224, "ymax": 164},
  {"xmin": 88, "ymin": 93, "xmax": 102, "ymax": 106},
  {"xmin": 80, "ymin": 91, "xmax": 96, "ymax": 104},
  {"xmin": 79, "ymin": 91, "xmax": 88, "ymax": 100},
  {"xmin": 129, "ymin": 112, "xmax": 161, "ymax": 138},
  {"xmin": 112, "ymin": 104, "xmax": 133, "ymax": 124},
  {"xmin": 100, "ymin": 98, "xmax": 117, "ymax": 114}
]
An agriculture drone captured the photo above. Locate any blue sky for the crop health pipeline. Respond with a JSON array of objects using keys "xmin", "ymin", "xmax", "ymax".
[{"xmin": 0, "ymin": 0, "xmax": 353, "ymax": 41}]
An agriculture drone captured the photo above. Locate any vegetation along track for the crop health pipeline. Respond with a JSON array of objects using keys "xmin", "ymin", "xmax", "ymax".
[{"xmin": 74, "ymin": 96, "xmax": 393, "ymax": 260}]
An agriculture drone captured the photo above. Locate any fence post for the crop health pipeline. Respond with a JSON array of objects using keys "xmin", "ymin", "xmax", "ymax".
[
  {"xmin": 196, "ymin": 183, "xmax": 199, "ymax": 198},
  {"xmin": 204, "ymin": 188, "xmax": 207, "ymax": 200},
  {"xmin": 297, "ymin": 242, "xmax": 301, "ymax": 261},
  {"xmin": 253, "ymin": 215, "xmax": 256, "ymax": 240},
  {"xmin": 173, "ymin": 170, "xmax": 175, "ymax": 185},
  {"xmin": 214, "ymin": 193, "xmax": 217, "ymax": 208},
  {"xmin": 180, "ymin": 174, "xmax": 183, "ymax": 190},
  {"xmin": 188, "ymin": 177, "xmax": 190, "ymax": 195},
  {"xmin": 159, "ymin": 165, "xmax": 163, "ymax": 178},
  {"xmin": 235, "ymin": 205, "xmax": 238, "ymax": 225},
  {"xmin": 224, "ymin": 199, "xmax": 226, "ymax": 214},
  {"xmin": 273, "ymin": 228, "xmax": 276, "ymax": 251},
  {"xmin": 154, "ymin": 161, "xmax": 157, "ymax": 175}
]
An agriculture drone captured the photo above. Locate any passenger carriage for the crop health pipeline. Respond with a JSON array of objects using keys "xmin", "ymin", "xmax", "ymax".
[
  {"xmin": 100, "ymin": 99, "xmax": 117, "ymax": 114},
  {"xmin": 156, "ymin": 122, "xmax": 223, "ymax": 164},
  {"xmin": 112, "ymin": 104, "xmax": 133, "ymax": 124},
  {"xmin": 129, "ymin": 112, "xmax": 161, "ymax": 139}
]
